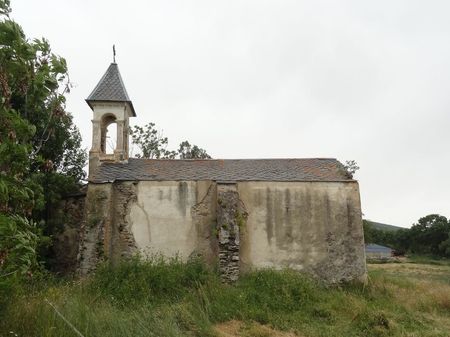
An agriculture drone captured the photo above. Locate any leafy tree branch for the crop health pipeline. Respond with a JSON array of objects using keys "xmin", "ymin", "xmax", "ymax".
[
  {"xmin": 0, "ymin": 1, "xmax": 86, "ymax": 276},
  {"xmin": 130, "ymin": 123, "xmax": 211, "ymax": 159}
]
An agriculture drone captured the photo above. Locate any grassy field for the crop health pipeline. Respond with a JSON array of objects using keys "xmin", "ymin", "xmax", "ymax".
[{"xmin": 1, "ymin": 256, "xmax": 450, "ymax": 337}]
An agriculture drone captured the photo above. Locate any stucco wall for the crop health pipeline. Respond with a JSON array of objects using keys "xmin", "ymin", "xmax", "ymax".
[
  {"xmin": 128, "ymin": 180, "xmax": 217, "ymax": 262},
  {"xmin": 81, "ymin": 179, "xmax": 366, "ymax": 282},
  {"xmin": 237, "ymin": 181, "xmax": 366, "ymax": 282}
]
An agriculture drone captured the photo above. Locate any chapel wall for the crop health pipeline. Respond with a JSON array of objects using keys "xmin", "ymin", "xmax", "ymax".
[
  {"xmin": 79, "ymin": 183, "xmax": 113, "ymax": 275},
  {"xmin": 80, "ymin": 180, "xmax": 367, "ymax": 283},
  {"xmin": 237, "ymin": 181, "xmax": 367, "ymax": 282},
  {"xmin": 128, "ymin": 180, "xmax": 218, "ymax": 264},
  {"xmin": 49, "ymin": 190, "xmax": 86, "ymax": 274}
]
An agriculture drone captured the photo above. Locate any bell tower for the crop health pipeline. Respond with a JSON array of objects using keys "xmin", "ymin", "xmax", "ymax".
[{"xmin": 86, "ymin": 62, "xmax": 136, "ymax": 179}]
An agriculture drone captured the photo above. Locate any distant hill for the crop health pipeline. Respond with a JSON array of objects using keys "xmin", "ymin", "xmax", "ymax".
[{"xmin": 365, "ymin": 220, "xmax": 404, "ymax": 232}]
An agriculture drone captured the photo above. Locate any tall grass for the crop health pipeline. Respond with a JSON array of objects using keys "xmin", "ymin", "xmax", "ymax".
[
  {"xmin": 2, "ymin": 256, "xmax": 450, "ymax": 337},
  {"xmin": 88, "ymin": 255, "xmax": 212, "ymax": 307}
]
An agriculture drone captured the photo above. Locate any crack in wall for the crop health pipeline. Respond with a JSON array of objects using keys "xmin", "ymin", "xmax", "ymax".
[
  {"xmin": 190, "ymin": 181, "xmax": 217, "ymax": 263},
  {"xmin": 135, "ymin": 199, "xmax": 152, "ymax": 243},
  {"xmin": 111, "ymin": 182, "xmax": 138, "ymax": 261}
]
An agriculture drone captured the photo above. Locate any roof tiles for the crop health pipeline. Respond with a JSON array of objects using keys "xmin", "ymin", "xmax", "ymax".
[
  {"xmin": 91, "ymin": 158, "xmax": 353, "ymax": 183},
  {"xmin": 86, "ymin": 63, "xmax": 136, "ymax": 116}
]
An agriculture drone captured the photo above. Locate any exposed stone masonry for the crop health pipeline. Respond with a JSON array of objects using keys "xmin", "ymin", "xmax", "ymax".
[
  {"xmin": 216, "ymin": 183, "xmax": 247, "ymax": 283},
  {"xmin": 110, "ymin": 182, "xmax": 138, "ymax": 261},
  {"xmin": 78, "ymin": 184, "xmax": 111, "ymax": 275},
  {"xmin": 78, "ymin": 182, "xmax": 139, "ymax": 274},
  {"xmin": 50, "ymin": 191, "xmax": 86, "ymax": 274}
]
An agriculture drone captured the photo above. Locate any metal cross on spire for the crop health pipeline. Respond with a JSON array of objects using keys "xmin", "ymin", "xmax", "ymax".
[{"xmin": 113, "ymin": 44, "xmax": 116, "ymax": 63}]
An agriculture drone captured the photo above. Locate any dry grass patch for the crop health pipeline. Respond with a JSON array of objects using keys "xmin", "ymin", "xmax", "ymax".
[
  {"xmin": 367, "ymin": 261, "xmax": 450, "ymax": 334},
  {"xmin": 215, "ymin": 320, "xmax": 301, "ymax": 337},
  {"xmin": 369, "ymin": 262, "xmax": 450, "ymax": 286}
]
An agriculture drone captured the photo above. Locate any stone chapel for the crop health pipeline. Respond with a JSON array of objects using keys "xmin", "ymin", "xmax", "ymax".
[{"xmin": 79, "ymin": 62, "xmax": 367, "ymax": 283}]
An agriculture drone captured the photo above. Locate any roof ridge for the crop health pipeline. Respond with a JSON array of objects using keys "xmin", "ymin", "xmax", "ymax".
[
  {"xmin": 127, "ymin": 158, "xmax": 338, "ymax": 162},
  {"xmin": 113, "ymin": 64, "xmax": 131, "ymax": 100}
]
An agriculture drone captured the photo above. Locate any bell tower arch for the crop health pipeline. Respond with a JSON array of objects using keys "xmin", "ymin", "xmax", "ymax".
[{"xmin": 86, "ymin": 62, "xmax": 136, "ymax": 180}]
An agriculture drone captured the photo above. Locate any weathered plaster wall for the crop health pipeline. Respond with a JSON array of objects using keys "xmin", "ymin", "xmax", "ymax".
[
  {"xmin": 80, "ymin": 180, "xmax": 366, "ymax": 282},
  {"xmin": 50, "ymin": 192, "xmax": 86, "ymax": 274},
  {"xmin": 108, "ymin": 182, "xmax": 138, "ymax": 262},
  {"xmin": 237, "ymin": 181, "xmax": 366, "ymax": 283},
  {"xmin": 129, "ymin": 180, "xmax": 217, "ymax": 262},
  {"xmin": 80, "ymin": 180, "xmax": 217, "ymax": 273},
  {"xmin": 79, "ymin": 183, "xmax": 112, "ymax": 275}
]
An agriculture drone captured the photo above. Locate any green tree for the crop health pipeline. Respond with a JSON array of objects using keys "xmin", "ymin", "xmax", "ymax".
[
  {"xmin": 178, "ymin": 141, "xmax": 211, "ymax": 159},
  {"xmin": 362, "ymin": 220, "xmax": 375, "ymax": 243},
  {"xmin": 364, "ymin": 215, "xmax": 450, "ymax": 257},
  {"xmin": 130, "ymin": 123, "xmax": 211, "ymax": 159},
  {"xmin": 130, "ymin": 123, "xmax": 176, "ymax": 159},
  {"xmin": 0, "ymin": 107, "xmax": 42, "ymax": 276},
  {"xmin": 0, "ymin": 0, "xmax": 86, "ymax": 276},
  {"xmin": 409, "ymin": 214, "xmax": 450, "ymax": 256},
  {"xmin": 343, "ymin": 160, "xmax": 359, "ymax": 178},
  {"xmin": 438, "ymin": 237, "xmax": 450, "ymax": 257}
]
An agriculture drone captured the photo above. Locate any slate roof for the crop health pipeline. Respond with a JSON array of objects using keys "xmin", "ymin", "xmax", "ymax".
[
  {"xmin": 91, "ymin": 158, "xmax": 353, "ymax": 183},
  {"xmin": 365, "ymin": 244, "xmax": 393, "ymax": 253},
  {"xmin": 86, "ymin": 63, "xmax": 136, "ymax": 116}
]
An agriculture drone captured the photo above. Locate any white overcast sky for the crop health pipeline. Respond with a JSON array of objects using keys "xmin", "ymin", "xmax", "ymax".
[{"xmin": 12, "ymin": 0, "xmax": 450, "ymax": 227}]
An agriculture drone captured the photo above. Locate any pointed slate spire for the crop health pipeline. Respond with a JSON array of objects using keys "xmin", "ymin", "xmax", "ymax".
[{"xmin": 86, "ymin": 63, "xmax": 136, "ymax": 116}]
